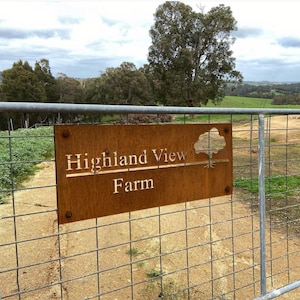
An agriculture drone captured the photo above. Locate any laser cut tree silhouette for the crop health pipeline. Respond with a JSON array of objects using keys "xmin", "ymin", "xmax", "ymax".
[{"xmin": 194, "ymin": 128, "xmax": 226, "ymax": 168}]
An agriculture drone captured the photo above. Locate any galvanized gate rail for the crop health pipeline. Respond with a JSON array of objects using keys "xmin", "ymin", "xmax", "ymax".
[{"xmin": 1, "ymin": 102, "xmax": 300, "ymax": 299}]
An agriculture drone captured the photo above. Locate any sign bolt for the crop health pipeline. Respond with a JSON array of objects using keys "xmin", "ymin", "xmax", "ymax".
[
  {"xmin": 62, "ymin": 130, "xmax": 69, "ymax": 137},
  {"xmin": 225, "ymin": 186, "xmax": 231, "ymax": 193},
  {"xmin": 65, "ymin": 211, "xmax": 72, "ymax": 218}
]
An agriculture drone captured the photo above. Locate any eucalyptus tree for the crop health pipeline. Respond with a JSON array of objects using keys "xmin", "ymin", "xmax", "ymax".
[
  {"xmin": 1, "ymin": 60, "xmax": 46, "ymax": 102},
  {"xmin": 56, "ymin": 73, "xmax": 84, "ymax": 103},
  {"xmin": 0, "ymin": 60, "xmax": 48, "ymax": 128},
  {"xmin": 148, "ymin": 1, "xmax": 243, "ymax": 106},
  {"xmin": 83, "ymin": 77, "xmax": 106, "ymax": 104},
  {"xmin": 34, "ymin": 59, "xmax": 59, "ymax": 102},
  {"xmin": 100, "ymin": 62, "xmax": 153, "ymax": 105}
]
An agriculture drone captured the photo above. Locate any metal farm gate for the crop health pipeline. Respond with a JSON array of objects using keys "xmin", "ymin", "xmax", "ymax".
[{"xmin": 0, "ymin": 102, "xmax": 300, "ymax": 300}]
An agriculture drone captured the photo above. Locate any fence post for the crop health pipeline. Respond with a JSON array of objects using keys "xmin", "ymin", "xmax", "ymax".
[{"xmin": 258, "ymin": 114, "xmax": 267, "ymax": 296}]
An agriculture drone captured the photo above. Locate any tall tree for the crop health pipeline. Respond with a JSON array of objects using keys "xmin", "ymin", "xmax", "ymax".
[
  {"xmin": 1, "ymin": 60, "xmax": 46, "ymax": 102},
  {"xmin": 0, "ymin": 60, "xmax": 49, "ymax": 128},
  {"xmin": 34, "ymin": 59, "xmax": 59, "ymax": 102},
  {"xmin": 99, "ymin": 62, "xmax": 153, "ymax": 105},
  {"xmin": 56, "ymin": 73, "xmax": 84, "ymax": 103},
  {"xmin": 148, "ymin": 1, "xmax": 243, "ymax": 106},
  {"xmin": 83, "ymin": 77, "xmax": 106, "ymax": 104}
]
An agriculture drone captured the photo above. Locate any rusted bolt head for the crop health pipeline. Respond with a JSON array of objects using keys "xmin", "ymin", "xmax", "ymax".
[
  {"xmin": 65, "ymin": 211, "xmax": 72, "ymax": 218},
  {"xmin": 62, "ymin": 130, "xmax": 69, "ymax": 138},
  {"xmin": 225, "ymin": 186, "xmax": 231, "ymax": 193}
]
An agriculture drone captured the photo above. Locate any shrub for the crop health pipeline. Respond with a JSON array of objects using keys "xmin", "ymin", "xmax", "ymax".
[{"xmin": 0, "ymin": 126, "xmax": 54, "ymax": 202}]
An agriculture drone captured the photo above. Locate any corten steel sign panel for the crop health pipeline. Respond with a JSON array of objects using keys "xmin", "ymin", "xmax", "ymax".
[{"xmin": 54, "ymin": 123, "xmax": 233, "ymax": 224}]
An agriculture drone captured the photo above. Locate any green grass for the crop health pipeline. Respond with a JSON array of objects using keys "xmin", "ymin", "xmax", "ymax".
[
  {"xmin": 174, "ymin": 95, "xmax": 300, "ymax": 123},
  {"xmin": 207, "ymin": 96, "xmax": 273, "ymax": 108},
  {"xmin": 146, "ymin": 269, "xmax": 163, "ymax": 278},
  {"xmin": 235, "ymin": 175, "xmax": 300, "ymax": 228},
  {"xmin": 234, "ymin": 175, "xmax": 300, "ymax": 199},
  {"xmin": 208, "ymin": 95, "xmax": 300, "ymax": 109},
  {"xmin": 100, "ymin": 114, "xmax": 121, "ymax": 123}
]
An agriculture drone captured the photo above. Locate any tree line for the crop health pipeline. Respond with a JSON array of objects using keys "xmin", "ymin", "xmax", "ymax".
[
  {"xmin": 0, "ymin": 1, "xmax": 243, "ymax": 127},
  {"xmin": 226, "ymin": 82, "xmax": 300, "ymax": 104}
]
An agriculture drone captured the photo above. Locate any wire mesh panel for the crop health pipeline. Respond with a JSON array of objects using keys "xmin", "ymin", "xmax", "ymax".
[{"xmin": 0, "ymin": 105, "xmax": 299, "ymax": 300}]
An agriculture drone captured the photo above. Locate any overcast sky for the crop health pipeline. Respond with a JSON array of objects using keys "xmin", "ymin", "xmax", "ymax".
[{"xmin": 1, "ymin": 1, "xmax": 300, "ymax": 82}]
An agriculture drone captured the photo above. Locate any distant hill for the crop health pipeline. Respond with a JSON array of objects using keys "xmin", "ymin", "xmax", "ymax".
[
  {"xmin": 243, "ymin": 81, "xmax": 300, "ymax": 86},
  {"xmin": 227, "ymin": 81, "xmax": 300, "ymax": 100}
]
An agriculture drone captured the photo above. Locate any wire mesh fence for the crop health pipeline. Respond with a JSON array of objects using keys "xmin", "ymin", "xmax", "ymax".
[{"xmin": 0, "ymin": 103, "xmax": 300, "ymax": 300}]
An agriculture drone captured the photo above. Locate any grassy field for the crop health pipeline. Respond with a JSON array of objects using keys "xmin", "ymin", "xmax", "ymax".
[
  {"xmin": 207, "ymin": 95, "xmax": 300, "ymax": 108},
  {"xmin": 175, "ymin": 95, "xmax": 300, "ymax": 123},
  {"xmin": 207, "ymin": 95, "xmax": 274, "ymax": 108}
]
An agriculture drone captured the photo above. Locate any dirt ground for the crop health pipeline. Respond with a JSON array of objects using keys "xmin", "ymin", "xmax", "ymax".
[{"xmin": 1, "ymin": 116, "xmax": 300, "ymax": 300}]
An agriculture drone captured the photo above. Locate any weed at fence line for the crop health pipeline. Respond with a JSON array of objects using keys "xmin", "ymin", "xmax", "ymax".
[
  {"xmin": 234, "ymin": 175, "xmax": 300, "ymax": 199},
  {"xmin": 146, "ymin": 269, "xmax": 163, "ymax": 278},
  {"xmin": 126, "ymin": 247, "xmax": 140, "ymax": 257},
  {"xmin": 234, "ymin": 175, "xmax": 300, "ymax": 232},
  {"xmin": 144, "ymin": 278, "xmax": 190, "ymax": 300}
]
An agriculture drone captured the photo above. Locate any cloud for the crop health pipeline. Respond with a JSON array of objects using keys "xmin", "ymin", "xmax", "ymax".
[
  {"xmin": 238, "ymin": 56, "xmax": 300, "ymax": 71},
  {"xmin": 57, "ymin": 17, "xmax": 82, "ymax": 25},
  {"xmin": 52, "ymin": 56, "xmax": 130, "ymax": 78},
  {"xmin": 1, "ymin": 1, "xmax": 300, "ymax": 82},
  {"xmin": 278, "ymin": 37, "xmax": 300, "ymax": 48},
  {"xmin": 236, "ymin": 56, "xmax": 300, "ymax": 82},
  {"xmin": 234, "ymin": 27, "xmax": 264, "ymax": 39},
  {"xmin": 0, "ymin": 28, "xmax": 71, "ymax": 40},
  {"xmin": 101, "ymin": 17, "xmax": 119, "ymax": 27}
]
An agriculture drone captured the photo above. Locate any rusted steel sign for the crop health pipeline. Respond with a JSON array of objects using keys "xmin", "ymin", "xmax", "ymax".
[{"xmin": 54, "ymin": 123, "xmax": 232, "ymax": 224}]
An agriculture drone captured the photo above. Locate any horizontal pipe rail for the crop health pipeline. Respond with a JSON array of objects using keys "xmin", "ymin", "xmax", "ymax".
[
  {"xmin": 254, "ymin": 280, "xmax": 300, "ymax": 300},
  {"xmin": 2, "ymin": 101, "xmax": 300, "ymax": 115}
]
